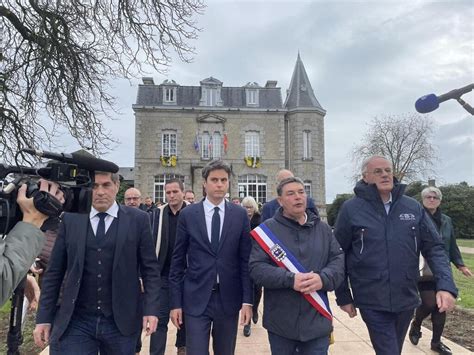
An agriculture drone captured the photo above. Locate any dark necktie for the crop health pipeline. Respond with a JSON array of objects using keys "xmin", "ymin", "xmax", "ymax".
[
  {"xmin": 96, "ymin": 212, "xmax": 108, "ymax": 240},
  {"xmin": 211, "ymin": 207, "xmax": 220, "ymax": 253}
]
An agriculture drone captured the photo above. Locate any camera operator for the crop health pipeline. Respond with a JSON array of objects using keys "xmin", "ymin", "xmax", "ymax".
[{"xmin": 0, "ymin": 180, "xmax": 64, "ymax": 306}]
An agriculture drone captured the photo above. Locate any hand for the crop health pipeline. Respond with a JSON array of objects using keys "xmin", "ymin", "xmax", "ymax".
[
  {"xmin": 436, "ymin": 290, "xmax": 456, "ymax": 313},
  {"xmin": 142, "ymin": 315, "xmax": 158, "ymax": 336},
  {"xmin": 240, "ymin": 304, "xmax": 252, "ymax": 326},
  {"xmin": 17, "ymin": 180, "xmax": 65, "ymax": 228},
  {"xmin": 25, "ymin": 275, "xmax": 41, "ymax": 311},
  {"xmin": 293, "ymin": 272, "xmax": 323, "ymax": 294},
  {"xmin": 170, "ymin": 308, "xmax": 183, "ymax": 330},
  {"xmin": 458, "ymin": 266, "xmax": 472, "ymax": 277},
  {"xmin": 33, "ymin": 324, "xmax": 51, "ymax": 348},
  {"xmin": 339, "ymin": 303, "xmax": 357, "ymax": 318},
  {"xmin": 30, "ymin": 260, "xmax": 44, "ymax": 275}
]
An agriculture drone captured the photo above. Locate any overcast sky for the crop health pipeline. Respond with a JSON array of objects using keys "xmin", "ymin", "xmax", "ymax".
[{"xmin": 63, "ymin": 0, "xmax": 473, "ymax": 202}]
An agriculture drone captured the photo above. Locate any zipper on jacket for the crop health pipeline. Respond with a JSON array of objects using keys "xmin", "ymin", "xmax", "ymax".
[
  {"xmin": 360, "ymin": 228, "xmax": 365, "ymax": 254},
  {"xmin": 412, "ymin": 226, "xmax": 417, "ymax": 253}
]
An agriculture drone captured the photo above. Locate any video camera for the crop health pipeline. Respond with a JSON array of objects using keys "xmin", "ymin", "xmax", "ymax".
[{"xmin": 0, "ymin": 148, "xmax": 119, "ymax": 235}]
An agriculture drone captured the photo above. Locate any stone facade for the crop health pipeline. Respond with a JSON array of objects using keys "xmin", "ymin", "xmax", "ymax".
[{"xmin": 132, "ymin": 54, "xmax": 327, "ymax": 215}]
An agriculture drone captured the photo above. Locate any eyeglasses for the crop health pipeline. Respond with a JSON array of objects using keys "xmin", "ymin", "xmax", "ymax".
[
  {"xmin": 243, "ymin": 205, "xmax": 254, "ymax": 209},
  {"xmin": 369, "ymin": 168, "xmax": 393, "ymax": 176},
  {"xmin": 125, "ymin": 196, "xmax": 141, "ymax": 201},
  {"xmin": 424, "ymin": 196, "xmax": 440, "ymax": 200}
]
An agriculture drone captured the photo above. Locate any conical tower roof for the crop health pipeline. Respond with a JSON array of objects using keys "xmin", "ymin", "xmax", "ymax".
[{"xmin": 284, "ymin": 53, "xmax": 324, "ymax": 111}]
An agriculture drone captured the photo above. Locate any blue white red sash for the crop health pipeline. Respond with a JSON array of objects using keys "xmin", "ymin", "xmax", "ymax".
[{"xmin": 250, "ymin": 223, "xmax": 333, "ymax": 321}]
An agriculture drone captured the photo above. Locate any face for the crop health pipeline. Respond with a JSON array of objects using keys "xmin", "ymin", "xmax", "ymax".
[
  {"xmin": 363, "ymin": 157, "xmax": 394, "ymax": 195},
  {"xmin": 93, "ymin": 173, "xmax": 119, "ymax": 212},
  {"xmin": 278, "ymin": 182, "xmax": 307, "ymax": 220},
  {"xmin": 243, "ymin": 203, "xmax": 255, "ymax": 218},
  {"xmin": 232, "ymin": 198, "xmax": 241, "ymax": 205},
  {"xmin": 184, "ymin": 191, "xmax": 195, "ymax": 203},
  {"xmin": 423, "ymin": 192, "xmax": 441, "ymax": 212},
  {"xmin": 144, "ymin": 197, "xmax": 153, "ymax": 206},
  {"xmin": 165, "ymin": 182, "xmax": 185, "ymax": 209},
  {"xmin": 203, "ymin": 169, "xmax": 229, "ymax": 204},
  {"xmin": 124, "ymin": 188, "xmax": 142, "ymax": 208}
]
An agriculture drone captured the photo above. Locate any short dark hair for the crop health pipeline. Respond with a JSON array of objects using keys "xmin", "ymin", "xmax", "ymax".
[
  {"xmin": 201, "ymin": 160, "xmax": 232, "ymax": 180},
  {"xmin": 165, "ymin": 178, "xmax": 184, "ymax": 191},
  {"xmin": 276, "ymin": 177, "xmax": 305, "ymax": 196},
  {"xmin": 184, "ymin": 189, "xmax": 194, "ymax": 195}
]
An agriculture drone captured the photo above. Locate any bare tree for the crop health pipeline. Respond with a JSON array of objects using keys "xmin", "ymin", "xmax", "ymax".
[
  {"xmin": 0, "ymin": 0, "xmax": 205, "ymax": 162},
  {"xmin": 352, "ymin": 114, "xmax": 437, "ymax": 182}
]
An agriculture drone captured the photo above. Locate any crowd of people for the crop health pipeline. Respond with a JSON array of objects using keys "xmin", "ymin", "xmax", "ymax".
[{"xmin": 3, "ymin": 155, "xmax": 469, "ymax": 355}]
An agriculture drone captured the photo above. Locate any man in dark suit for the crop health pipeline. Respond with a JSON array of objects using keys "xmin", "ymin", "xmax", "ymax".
[
  {"xmin": 33, "ymin": 171, "xmax": 161, "ymax": 354},
  {"xmin": 169, "ymin": 160, "xmax": 252, "ymax": 355},
  {"xmin": 150, "ymin": 178, "xmax": 188, "ymax": 355}
]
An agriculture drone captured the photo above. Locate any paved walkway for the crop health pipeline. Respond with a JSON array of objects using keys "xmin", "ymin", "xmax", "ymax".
[
  {"xmin": 459, "ymin": 246, "xmax": 474, "ymax": 254},
  {"xmin": 135, "ymin": 293, "xmax": 472, "ymax": 355}
]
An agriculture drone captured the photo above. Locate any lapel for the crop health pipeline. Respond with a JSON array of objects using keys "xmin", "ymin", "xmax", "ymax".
[
  {"xmin": 218, "ymin": 201, "xmax": 233, "ymax": 252},
  {"xmin": 76, "ymin": 213, "xmax": 91, "ymax": 274},
  {"xmin": 113, "ymin": 205, "xmax": 131, "ymax": 270},
  {"xmin": 196, "ymin": 201, "xmax": 213, "ymax": 251}
]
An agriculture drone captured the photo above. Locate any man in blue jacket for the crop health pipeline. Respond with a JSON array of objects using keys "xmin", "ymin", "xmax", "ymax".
[{"xmin": 334, "ymin": 156, "xmax": 457, "ymax": 355}]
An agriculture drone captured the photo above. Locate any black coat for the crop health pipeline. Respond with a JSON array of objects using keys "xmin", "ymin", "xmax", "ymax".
[{"xmin": 36, "ymin": 205, "xmax": 161, "ymax": 342}]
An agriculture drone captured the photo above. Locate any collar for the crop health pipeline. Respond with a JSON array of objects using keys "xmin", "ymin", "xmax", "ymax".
[
  {"xmin": 384, "ymin": 193, "xmax": 393, "ymax": 205},
  {"xmin": 90, "ymin": 201, "xmax": 119, "ymax": 219},
  {"xmin": 203, "ymin": 197, "xmax": 225, "ymax": 213}
]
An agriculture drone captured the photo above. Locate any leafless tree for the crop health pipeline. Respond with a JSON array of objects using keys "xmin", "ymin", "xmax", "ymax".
[
  {"xmin": 0, "ymin": 0, "xmax": 204, "ymax": 162},
  {"xmin": 352, "ymin": 114, "xmax": 437, "ymax": 182}
]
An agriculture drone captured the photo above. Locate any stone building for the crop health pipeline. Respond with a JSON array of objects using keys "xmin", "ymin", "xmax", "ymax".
[{"xmin": 132, "ymin": 54, "xmax": 327, "ymax": 214}]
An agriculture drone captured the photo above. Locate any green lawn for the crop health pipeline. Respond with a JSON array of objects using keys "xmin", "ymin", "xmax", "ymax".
[
  {"xmin": 453, "ymin": 253, "xmax": 474, "ymax": 309},
  {"xmin": 456, "ymin": 239, "xmax": 474, "ymax": 248}
]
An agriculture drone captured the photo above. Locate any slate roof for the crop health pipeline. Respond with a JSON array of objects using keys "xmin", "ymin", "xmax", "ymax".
[
  {"xmin": 135, "ymin": 82, "xmax": 283, "ymax": 109},
  {"xmin": 284, "ymin": 53, "xmax": 324, "ymax": 111}
]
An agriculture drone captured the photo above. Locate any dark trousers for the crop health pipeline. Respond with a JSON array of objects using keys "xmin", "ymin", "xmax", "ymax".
[
  {"xmin": 185, "ymin": 290, "xmax": 239, "ymax": 355},
  {"xmin": 150, "ymin": 283, "xmax": 186, "ymax": 355},
  {"xmin": 268, "ymin": 331, "xmax": 329, "ymax": 355},
  {"xmin": 50, "ymin": 312, "xmax": 138, "ymax": 355},
  {"xmin": 359, "ymin": 308, "xmax": 414, "ymax": 355}
]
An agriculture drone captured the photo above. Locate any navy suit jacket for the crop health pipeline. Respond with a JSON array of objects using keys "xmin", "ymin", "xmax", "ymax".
[
  {"xmin": 36, "ymin": 205, "xmax": 161, "ymax": 342},
  {"xmin": 169, "ymin": 200, "xmax": 252, "ymax": 317}
]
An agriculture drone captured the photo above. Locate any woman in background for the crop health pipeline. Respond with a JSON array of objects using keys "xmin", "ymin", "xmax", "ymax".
[
  {"xmin": 241, "ymin": 196, "xmax": 262, "ymax": 337},
  {"xmin": 409, "ymin": 186, "xmax": 472, "ymax": 355}
]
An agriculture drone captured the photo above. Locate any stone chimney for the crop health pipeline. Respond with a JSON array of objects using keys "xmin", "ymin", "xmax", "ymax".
[{"xmin": 142, "ymin": 77, "xmax": 155, "ymax": 85}]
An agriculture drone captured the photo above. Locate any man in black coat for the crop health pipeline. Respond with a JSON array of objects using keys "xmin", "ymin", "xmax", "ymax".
[{"xmin": 34, "ymin": 172, "xmax": 161, "ymax": 354}]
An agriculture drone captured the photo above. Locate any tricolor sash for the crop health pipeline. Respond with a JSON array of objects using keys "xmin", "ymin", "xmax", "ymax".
[{"xmin": 250, "ymin": 223, "xmax": 333, "ymax": 321}]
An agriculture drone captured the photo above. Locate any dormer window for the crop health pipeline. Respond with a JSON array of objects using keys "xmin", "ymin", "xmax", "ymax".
[
  {"xmin": 199, "ymin": 77, "xmax": 223, "ymax": 107},
  {"xmin": 164, "ymin": 87, "xmax": 176, "ymax": 103},
  {"xmin": 161, "ymin": 79, "xmax": 178, "ymax": 105},
  {"xmin": 244, "ymin": 82, "xmax": 260, "ymax": 107}
]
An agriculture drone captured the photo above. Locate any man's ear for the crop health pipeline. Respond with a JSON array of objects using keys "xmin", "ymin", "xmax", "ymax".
[
  {"xmin": 362, "ymin": 173, "xmax": 368, "ymax": 183},
  {"xmin": 277, "ymin": 196, "xmax": 282, "ymax": 206}
]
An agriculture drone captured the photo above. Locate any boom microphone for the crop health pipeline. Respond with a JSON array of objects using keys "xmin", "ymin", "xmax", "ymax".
[
  {"xmin": 415, "ymin": 84, "xmax": 474, "ymax": 113},
  {"xmin": 23, "ymin": 149, "xmax": 119, "ymax": 173}
]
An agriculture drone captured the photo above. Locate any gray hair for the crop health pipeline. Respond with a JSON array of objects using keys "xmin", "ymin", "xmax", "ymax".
[
  {"xmin": 361, "ymin": 155, "xmax": 391, "ymax": 175},
  {"xmin": 276, "ymin": 177, "xmax": 305, "ymax": 196},
  {"xmin": 421, "ymin": 186, "xmax": 442, "ymax": 201},
  {"xmin": 241, "ymin": 196, "xmax": 258, "ymax": 210},
  {"xmin": 201, "ymin": 160, "xmax": 232, "ymax": 180},
  {"xmin": 96, "ymin": 171, "xmax": 120, "ymax": 183}
]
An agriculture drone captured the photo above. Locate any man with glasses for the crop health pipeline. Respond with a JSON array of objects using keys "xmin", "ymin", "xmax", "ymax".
[
  {"xmin": 334, "ymin": 155, "xmax": 457, "ymax": 355},
  {"xmin": 124, "ymin": 188, "xmax": 143, "ymax": 209}
]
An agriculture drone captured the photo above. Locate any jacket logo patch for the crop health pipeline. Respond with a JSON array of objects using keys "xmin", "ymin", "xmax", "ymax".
[{"xmin": 399, "ymin": 213, "xmax": 416, "ymax": 221}]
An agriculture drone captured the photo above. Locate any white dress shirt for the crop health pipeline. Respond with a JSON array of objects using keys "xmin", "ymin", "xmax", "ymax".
[
  {"xmin": 203, "ymin": 197, "xmax": 225, "ymax": 243},
  {"xmin": 89, "ymin": 202, "xmax": 119, "ymax": 236}
]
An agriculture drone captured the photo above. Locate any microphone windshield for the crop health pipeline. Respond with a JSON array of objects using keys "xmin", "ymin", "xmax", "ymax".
[
  {"xmin": 70, "ymin": 153, "xmax": 119, "ymax": 173},
  {"xmin": 415, "ymin": 94, "xmax": 439, "ymax": 113}
]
